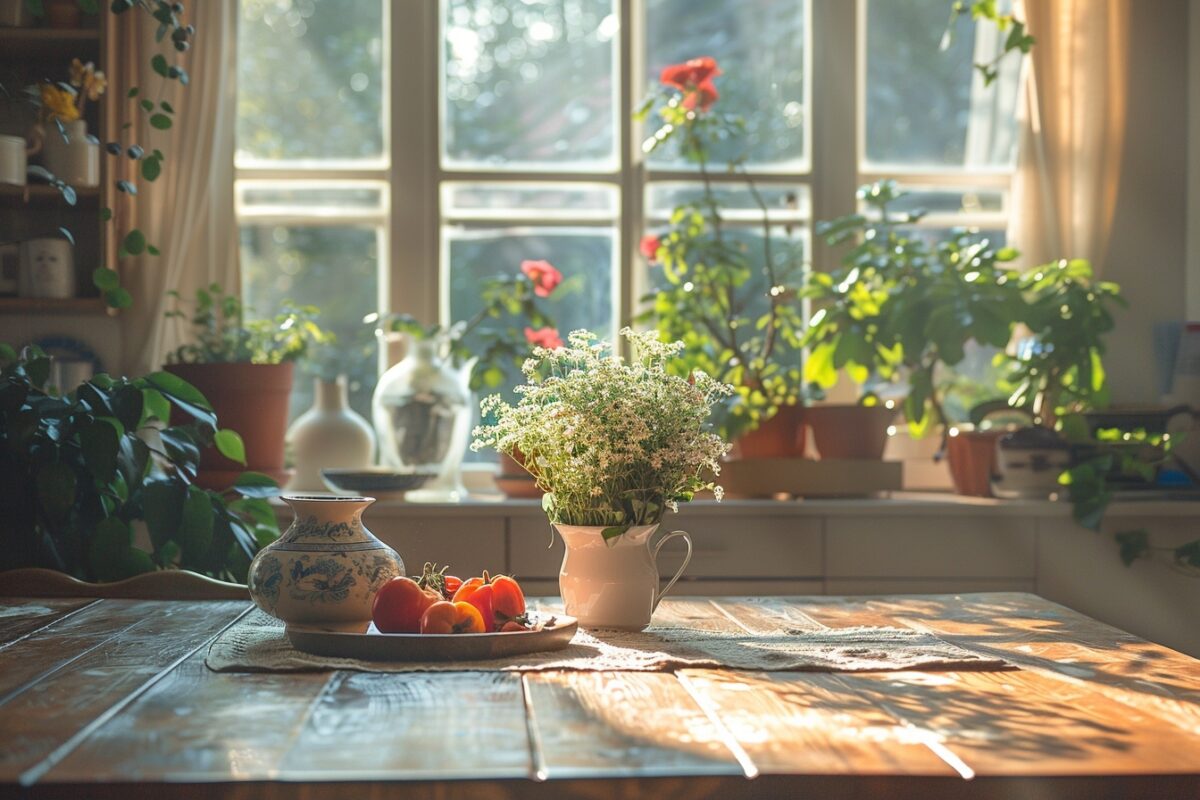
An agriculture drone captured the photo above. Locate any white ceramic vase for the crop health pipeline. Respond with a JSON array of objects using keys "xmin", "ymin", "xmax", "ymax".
[
  {"xmin": 286, "ymin": 376, "xmax": 375, "ymax": 492},
  {"xmin": 41, "ymin": 119, "xmax": 98, "ymax": 187},
  {"xmin": 246, "ymin": 495, "xmax": 404, "ymax": 630},
  {"xmin": 554, "ymin": 523, "xmax": 693, "ymax": 631}
]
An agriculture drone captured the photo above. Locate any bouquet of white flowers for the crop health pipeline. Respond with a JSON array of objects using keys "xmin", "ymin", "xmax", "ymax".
[{"xmin": 472, "ymin": 328, "xmax": 732, "ymax": 538}]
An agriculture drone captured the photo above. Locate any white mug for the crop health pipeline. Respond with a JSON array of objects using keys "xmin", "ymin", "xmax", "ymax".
[
  {"xmin": 18, "ymin": 238, "xmax": 74, "ymax": 299},
  {"xmin": 0, "ymin": 135, "xmax": 29, "ymax": 186}
]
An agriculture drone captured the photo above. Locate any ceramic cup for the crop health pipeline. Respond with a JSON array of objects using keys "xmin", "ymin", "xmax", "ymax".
[
  {"xmin": 18, "ymin": 238, "xmax": 74, "ymax": 299},
  {"xmin": 0, "ymin": 135, "xmax": 28, "ymax": 186}
]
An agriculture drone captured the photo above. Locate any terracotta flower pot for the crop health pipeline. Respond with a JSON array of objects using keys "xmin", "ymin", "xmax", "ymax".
[
  {"xmin": 806, "ymin": 403, "xmax": 896, "ymax": 460},
  {"xmin": 164, "ymin": 362, "xmax": 295, "ymax": 490},
  {"xmin": 494, "ymin": 447, "xmax": 543, "ymax": 499},
  {"xmin": 945, "ymin": 429, "xmax": 1006, "ymax": 497},
  {"xmin": 732, "ymin": 404, "xmax": 806, "ymax": 459}
]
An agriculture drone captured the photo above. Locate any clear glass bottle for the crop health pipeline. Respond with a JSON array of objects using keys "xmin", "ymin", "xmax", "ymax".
[{"xmin": 371, "ymin": 335, "xmax": 474, "ymax": 501}]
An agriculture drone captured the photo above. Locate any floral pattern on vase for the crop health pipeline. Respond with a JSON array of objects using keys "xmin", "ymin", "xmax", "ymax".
[{"xmin": 247, "ymin": 495, "xmax": 404, "ymax": 629}]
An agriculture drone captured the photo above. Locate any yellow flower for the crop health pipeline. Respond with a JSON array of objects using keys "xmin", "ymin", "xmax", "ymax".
[
  {"xmin": 84, "ymin": 69, "xmax": 107, "ymax": 101},
  {"xmin": 40, "ymin": 84, "xmax": 80, "ymax": 123},
  {"xmin": 69, "ymin": 58, "xmax": 87, "ymax": 87}
]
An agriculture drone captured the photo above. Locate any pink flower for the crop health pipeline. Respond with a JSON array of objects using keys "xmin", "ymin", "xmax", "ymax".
[
  {"xmin": 524, "ymin": 326, "xmax": 563, "ymax": 350},
  {"xmin": 520, "ymin": 260, "xmax": 563, "ymax": 298},
  {"xmin": 639, "ymin": 234, "xmax": 662, "ymax": 263},
  {"xmin": 660, "ymin": 57, "xmax": 721, "ymax": 112}
]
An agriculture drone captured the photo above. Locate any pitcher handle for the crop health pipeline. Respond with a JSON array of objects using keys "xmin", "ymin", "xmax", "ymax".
[{"xmin": 651, "ymin": 530, "xmax": 693, "ymax": 612}]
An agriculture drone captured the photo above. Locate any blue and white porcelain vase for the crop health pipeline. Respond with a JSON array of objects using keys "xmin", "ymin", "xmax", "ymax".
[{"xmin": 247, "ymin": 495, "xmax": 404, "ymax": 629}]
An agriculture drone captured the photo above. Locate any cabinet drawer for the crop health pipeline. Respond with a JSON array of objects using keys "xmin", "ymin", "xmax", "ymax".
[
  {"xmin": 826, "ymin": 516, "xmax": 1037, "ymax": 579},
  {"xmin": 509, "ymin": 516, "xmax": 823, "ymax": 580},
  {"xmin": 368, "ymin": 516, "xmax": 505, "ymax": 579}
]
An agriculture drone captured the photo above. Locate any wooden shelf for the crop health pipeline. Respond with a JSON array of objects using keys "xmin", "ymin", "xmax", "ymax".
[
  {"xmin": 0, "ymin": 27, "xmax": 100, "ymax": 57},
  {"xmin": 0, "ymin": 297, "xmax": 110, "ymax": 315},
  {"xmin": 0, "ymin": 184, "xmax": 102, "ymax": 202}
]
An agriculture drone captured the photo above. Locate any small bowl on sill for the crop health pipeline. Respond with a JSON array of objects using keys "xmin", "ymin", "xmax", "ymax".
[{"xmin": 320, "ymin": 468, "xmax": 434, "ymax": 500}]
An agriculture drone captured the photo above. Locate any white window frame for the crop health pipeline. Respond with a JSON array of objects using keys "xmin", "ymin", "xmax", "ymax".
[{"xmin": 234, "ymin": 0, "xmax": 1015, "ymax": 372}]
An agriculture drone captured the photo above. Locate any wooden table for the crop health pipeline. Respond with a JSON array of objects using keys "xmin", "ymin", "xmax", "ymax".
[{"xmin": 0, "ymin": 592, "xmax": 1197, "ymax": 799}]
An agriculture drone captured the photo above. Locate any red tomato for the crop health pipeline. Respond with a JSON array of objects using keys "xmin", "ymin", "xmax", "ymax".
[
  {"xmin": 491, "ymin": 575, "xmax": 526, "ymax": 622},
  {"xmin": 419, "ymin": 600, "xmax": 485, "ymax": 634},
  {"xmin": 499, "ymin": 620, "xmax": 528, "ymax": 633},
  {"xmin": 372, "ymin": 577, "xmax": 441, "ymax": 634},
  {"xmin": 443, "ymin": 575, "xmax": 462, "ymax": 599}
]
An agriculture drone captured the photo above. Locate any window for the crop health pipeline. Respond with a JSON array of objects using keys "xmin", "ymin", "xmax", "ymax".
[{"xmin": 234, "ymin": 0, "xmax": 1020, "ymax": 426}]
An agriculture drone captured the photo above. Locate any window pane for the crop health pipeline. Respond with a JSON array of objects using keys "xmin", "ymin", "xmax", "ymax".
[
  {"xmin": 883, "ymin": 186, "xmax": 1006, "ymax": 216},
  {"xmin": 442, "ymin": 0, "xmax": 618, "ymax": 169},
  {"xmin": 647, "ymin": 183, "xmax": 809, "ymax": 223},
  {"xmin": 865, "ymin": 0, "xmax": 1020, "ymax": 169},
  {"xmin": 240, "ymin": 225, "xmax": 380, "ymax": 421},
  {"xmin": 445, "ymin": 226, "xmax": 614, "ymax": 458},
  {"xmin": 443, "ymin": 182, "xmax": 617, "ymax": 221},
  {"xmin": 236, "ymin": 182, "xmax": 387, "ymax": 219},
  {"xmin": 237, "ymin": 0, "xmax": 385, "ymax": 163},
  {"xmin": 644, "ymin": 0, "xmax": 808, "ymax": 169}
]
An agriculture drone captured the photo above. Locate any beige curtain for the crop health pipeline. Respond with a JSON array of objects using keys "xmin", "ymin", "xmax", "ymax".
[
  {"xmin": 1008, "ymin": 0, "xmax": 1131, "ymax": 274},
  {"xmin": 118, "ymin": 0, "xmax": 239, "ymax": 376}
]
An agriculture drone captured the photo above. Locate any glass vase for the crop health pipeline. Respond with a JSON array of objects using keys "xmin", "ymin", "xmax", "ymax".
[{"xmin": 371, "ymin": 335, "xmax": 475, "ymax": 501}]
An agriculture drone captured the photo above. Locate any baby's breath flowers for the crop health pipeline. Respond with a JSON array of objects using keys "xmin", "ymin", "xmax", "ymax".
[{"xmin": 472, "ymin": 328, "xmax": 732, "ymax": 537}]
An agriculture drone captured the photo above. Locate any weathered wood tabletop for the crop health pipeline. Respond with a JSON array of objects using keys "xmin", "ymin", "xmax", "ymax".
[{"xmin": 0, "ymin": 592, "xmax": 1197, "ymax": 799}]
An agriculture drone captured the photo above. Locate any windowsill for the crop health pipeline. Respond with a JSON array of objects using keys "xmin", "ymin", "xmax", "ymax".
[{"xmin": 276, "ymin": 490, "xmax": 1200, "ymax": 519}]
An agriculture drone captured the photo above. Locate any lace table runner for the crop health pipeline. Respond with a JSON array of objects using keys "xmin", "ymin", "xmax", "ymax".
[{"xmin": 206, "ymin": 608, "xmax": 1008, "ymax": 674}]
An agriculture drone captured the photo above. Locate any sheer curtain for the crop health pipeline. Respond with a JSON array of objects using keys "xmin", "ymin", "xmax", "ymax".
[
  {"xmin": 118, "ymin": 0, "xmax": 239, "ymax": 376},
  {"xmin": 1007, "ymin": 0, "xmax": 1131, "ymax": 274}
]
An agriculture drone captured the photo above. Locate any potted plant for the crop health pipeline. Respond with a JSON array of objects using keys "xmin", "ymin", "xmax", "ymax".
[
  {"xmin": 0, "ymin": 344, "xmax": 279, "ymax": 583},
  {"xmin": 471, "ymin": 328, "xmax": 731, "ymax": 630},
  {"xmin": 164, "ymin": 284, "xmax": 331, "ymax": 490},
  {"xmin": 804, "ymin": 181, "xmax": 1023, "ymax": 486},
  {"xmin": 634, "ymin": 57, "xmax": 807, "ymax": 457},
  {"xmin": 369, "ymin": 260, "xmax": 562, "ymax": 499},
  {"xmin": 990, "ymin": 259, "xmax": 1125, "ymax": 497}
]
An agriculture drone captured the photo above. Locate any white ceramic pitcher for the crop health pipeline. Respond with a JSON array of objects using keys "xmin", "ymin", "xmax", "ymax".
[{"xmin": 554, "ymin": 523, "xmax": 693, "ymax": 631}]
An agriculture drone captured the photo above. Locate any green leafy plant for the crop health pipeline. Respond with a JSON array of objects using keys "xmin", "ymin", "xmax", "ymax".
[
  {"xmin": 367, "ymin": 260, "xmax": 561, "ymax": 393},
  {"xmin": 633, "ymin": 57, "xmax": 807, "ymax": 439},
  {"xmin": 1058, "ymin": 422, "xmax": 1198, "ymax": 574},
  {"xmin": 165, "ymin": 284, "xmax": 332, "ymax": 365},
  {"xmin": 0, "ymin": 344, "xmax": 279, "ymax": 582},
  {"xmin": 471, "ymin": 329, "xmax": 732, "ymax": 540},
  {"xmin": 804, "ymin": 180, "xmax": 1022, "ymax": 447},
  {"xmin": 1004, "ymin": 259, "xmax": 1125, "ymax": 425},
  {"xmin": 943, "ymin": 0, "xmax": 1036, "ymax": 86}
]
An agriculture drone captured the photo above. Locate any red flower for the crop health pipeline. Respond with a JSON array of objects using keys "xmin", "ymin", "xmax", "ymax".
[
  {"xmin": 660, "ymin": 57, "xmax": 721, "ymax": 90},
  {"xmin": 524, "ymin": 326, "xmax": 563, "ymax": 350},
  {"xmin": 660, "ymin": 57, "xmax": 722, "ymax": 112},
  {"xmin": 682, "ymin": 79, "xmax": 719, "ymax": 111},
  {"xmin": 639, "ymin": 234, "xmax": 662, "ymax": 263},
  {"xmin": 520, "ymin": 259, "xmax": 563, "ymax": 298}
]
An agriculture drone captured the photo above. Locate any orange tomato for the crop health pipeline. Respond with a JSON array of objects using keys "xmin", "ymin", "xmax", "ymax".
[
  {"xmin": 491, "ymin": 575, "xmax": 526, "ymax": 622},
  {"xmin": 372, "ymin": 576, "xmax": 441, "ymax": 634},
  {"xmin": 419, "ymin": 600, "xmax": 486, "ymax": 634}
]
